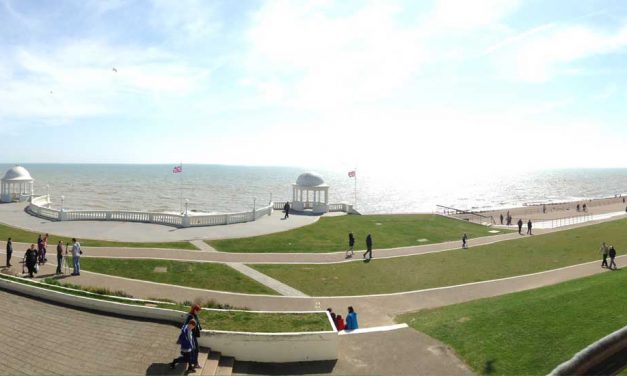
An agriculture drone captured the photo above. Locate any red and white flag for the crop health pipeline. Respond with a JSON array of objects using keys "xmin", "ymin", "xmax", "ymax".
[
  {"xmin": 348, "ymin": 170, "xmax": 356, "ymax": 178},
  {"xmin": 173, "ymin": 165, "xmax": 183, "ymax": 174}
]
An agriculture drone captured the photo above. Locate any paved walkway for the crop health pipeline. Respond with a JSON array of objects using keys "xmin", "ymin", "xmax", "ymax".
[
  {"xmin": 226, "ymin": 263, "xmax": 308, "ymax": 297},
  {"xmin": 0, "ymin": 202, "xmax": 321, "ymax": 242},
  {"xmin": 0, "ymin": 289, "xmax": 181, "ymax": 375}
]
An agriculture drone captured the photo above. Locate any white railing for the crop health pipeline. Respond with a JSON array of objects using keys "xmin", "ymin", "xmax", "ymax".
[
  {"xmin": 26, "ymin": 196, "xmax": 273, "ymax": 228},
  {"xmin": 274, "ymin": 201, "xmax": 354, "ymax": 214}
]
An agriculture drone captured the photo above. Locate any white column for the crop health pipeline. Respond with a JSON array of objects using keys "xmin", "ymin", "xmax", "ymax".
[{"xmin": 324, "ymin": 188, "xmax": 329, "ymax": 204}]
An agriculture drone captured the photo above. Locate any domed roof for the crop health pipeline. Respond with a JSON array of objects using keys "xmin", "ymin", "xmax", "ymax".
[
  {"xmin": 296, "ymin": 172, "xmax": 326, "ymax": 187},
  {"xmin": 1, "ymin": 166, "xmax": 34, "ymax": 181}
]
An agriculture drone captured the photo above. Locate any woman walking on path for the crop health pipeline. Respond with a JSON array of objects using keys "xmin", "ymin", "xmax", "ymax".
[
  {"xmin": 345, "ymin": 306, "xmax": 359, "ymax": 331},
  {"xmin": 170, "ymin": 319, "xmax": 197, "ymax": 373},
  {"xmin": 608, "ymin": 246, "xmax": 617, "ymax": 270},
  {"xmin": 346, "ymin": 232, "xmax": 355, "ymax": 258},
  {"xmin": 5, "ymin": 238, "xmax": 12, "ymax": 267},
  {"xmin": 185, "ymin": 304, "xmax": 203, "ymax": 369},
  {"xmin": 24, "ymin": 244, "xmax": 38, "ymax": 278}
]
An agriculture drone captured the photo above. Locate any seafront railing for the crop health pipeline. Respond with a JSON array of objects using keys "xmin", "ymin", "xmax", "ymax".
[
  {"xmin": 27, "ymin": 195, "xmax": 273, "ymax": 228},
  {"xmin": 273, "ymin": 201, "xmax": 355, "ymax": 214}
]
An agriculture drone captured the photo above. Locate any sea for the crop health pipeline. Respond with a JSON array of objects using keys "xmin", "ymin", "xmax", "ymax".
[{"xmin": 2, "ymin": 164, "xmax": 627, "ymax": 214}]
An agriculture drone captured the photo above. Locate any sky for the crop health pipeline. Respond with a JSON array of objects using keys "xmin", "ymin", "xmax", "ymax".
[{"xmin": 1, "ymin": 0, "xmax": 626, "ymax": 175}]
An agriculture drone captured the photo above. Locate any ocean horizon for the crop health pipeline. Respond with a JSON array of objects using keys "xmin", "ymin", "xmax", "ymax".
[{"xmin": 2, "ymin": 163, "xmax": 627, "ymax": 215}]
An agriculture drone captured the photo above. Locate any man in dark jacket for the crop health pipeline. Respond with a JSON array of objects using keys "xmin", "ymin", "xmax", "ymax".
[
  {"xmin": 517, "ymin": 219, "xmax": 523, "ymax": 235},
  {"xmin": 24, "ymin": 244, "xmax": 38, "ymax": 278},
  {"xmin": 363, "ymin": 234, "xmax": 373, "ymax": 260},
  {"xmin": 283, "ymin": 201, "xmax": 290, "ymax": 219},
  {"xmin": 346, "ymin": 232, "xmax": 355, "ymax": 258},
  {"xmin": 6, "ymin": 238, "xmax": 12, "ymax": 267}
]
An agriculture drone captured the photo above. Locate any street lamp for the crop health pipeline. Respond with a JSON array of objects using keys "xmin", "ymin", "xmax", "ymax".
[
  {"xmin": 185, "ymin": 199, "xmax": 189, "ymax": 215},
  {"xmin": 61, "ymin": 195, "xmax": 65, "ymax": 211},
  {"xmin": 253, "ymin": 196, "xmax": 257, "ymax": 220}
]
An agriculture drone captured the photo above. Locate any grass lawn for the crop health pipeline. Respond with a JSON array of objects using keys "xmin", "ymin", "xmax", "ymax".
[
  {"xmin": 0, "ymin": 274, "xmax": 330, "ymax": 332},
  {"xmin": 252, "ymin": 217, "xmax": 627, "ymax": 296},
  {"xmin": 0, "ymin": 222, "xmax": 197, "ymax": 250},
  {"xmin": 208, "ymin": 214, "xmax": 504, "ymax": 253},
  {"xmin": 78, "ymin": 258, "xmax": 278, "ymax": 295},
  {"xmin": 397, "ymin": 270, "xmax": 627, "ymax": 375}
]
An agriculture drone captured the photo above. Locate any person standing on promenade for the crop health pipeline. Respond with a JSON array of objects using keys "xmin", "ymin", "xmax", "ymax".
[
  {"xmin": 283, "ymin": 201, "xmax": 290, "ymax": 219},
  {"xmin": 346, "ymin": 232, "xmax": 355, "ymax": 258},
  {"xmin": 169, "ymin": 319, "xmax": 196, "ymax": 373},
  {"xmin": 43, "ymin": 233, "xmax": 49, "ymax": 263},
  {"xmin": 363, "ymin": 234, "xmax": 373, "ymax": 260},
  {"xmin": 462, "ymin": 233, "xmax": 468, "ymax": 249},
  {"xmin": 37, "ymin": 234, "xmax": 44, "ymax": 264},
  {"xmin": 345, "ymin": 306, "xmax": 359, "ymax": 331},
  {"xmin": 542, "ymin": 204, "xmax": 546, "ymax": 214},
  {"xmin": 500, "ymin": 214, "xmax": 503, "ymax": 225},
  {"xmin": 600, "ymin": 242, "xmax": 609, "ymax": 268},
  {"xmin": 527, "ymin": 220, "xmax": 533, "ymax": 235},
  {"xmin": 71, "ymin": 238, "xmax": 82, "ymax": 276},
  {"xmin": 608, "ymin": 246, "xmax": 617, "ymax": 270},
  {"xmin": 517, "ymin": 219, "xmax": 523, "ymax": 235},
  {"xmin": 24, "ymin": 244, "xmax": 38, "ymax": 278},
  {"xmin": 5, "ymin": 238, "xmax": 12, "ymax": 267},
  {"xmin": 185, "ymin": 304, "xmax": 202, "ymax": 369},
  {"xmin": 55, "ymin": 240, "xmax": 64, "ymax": 275},
  {"xmin": 583, "ymin": 203, "xmax": 587, "ymax": 212},
  {"xmin": 506, "ymin": 211, "xmax": 511, "ymax": 225}
]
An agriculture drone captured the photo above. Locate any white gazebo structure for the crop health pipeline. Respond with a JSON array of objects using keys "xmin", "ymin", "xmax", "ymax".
[
  {"xmin": 1, "ymin": 166, "xmax": 35, "ymax": 203},
  {"xmin": 292, "ymin": 172, "xmax": 329, "ymax": 214}
]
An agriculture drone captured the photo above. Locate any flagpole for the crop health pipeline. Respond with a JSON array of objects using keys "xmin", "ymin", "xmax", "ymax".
[
  {"xmin": 354, "ymin": 168, "xmax": 357, "ymax": 208},
  {"xmin": 179, "ymin": 161, "xmax": 183, "ymax": 214}
]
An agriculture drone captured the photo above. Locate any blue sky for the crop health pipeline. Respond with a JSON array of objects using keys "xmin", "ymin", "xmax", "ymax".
[{"xmin": 1, "ymin": 0, "xmax": 626, "ymax": 173}]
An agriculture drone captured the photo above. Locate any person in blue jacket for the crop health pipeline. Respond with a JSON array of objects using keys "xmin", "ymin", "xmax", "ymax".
[
  {"xmin": 170, "ymin": 319, "xmax": 196, "ymax": 373},
  {"xmin": 345, "ymin": 306, "xmax": 359, "ymax": 330}
]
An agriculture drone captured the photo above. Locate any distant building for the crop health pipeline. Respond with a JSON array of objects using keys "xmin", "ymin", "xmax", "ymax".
[
  {"xmin": 292, "ymin": 172, "xmax": 329, "ymax": 214},
  {"xmin": 1, "ymin": 166, "xmax": 35, "ymax": 203}
]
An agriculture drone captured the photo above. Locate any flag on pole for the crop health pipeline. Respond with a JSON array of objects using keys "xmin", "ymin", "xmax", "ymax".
[
  {"xmin": 173, "ymin": 165, "xmax": 183, "ymax": 174},
  {"xmin": 348, "ymin": 170, "xmax": 356, "ymax": 178}
]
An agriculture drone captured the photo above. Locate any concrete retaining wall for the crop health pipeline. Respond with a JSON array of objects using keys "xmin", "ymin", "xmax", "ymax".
[
  {"xmin": 0, "ymin": 277, "xmax": 338, "ymax": 363},
  {"xmin": 550, "ymin": 325, "xmax": 627, "ymax": 375}
]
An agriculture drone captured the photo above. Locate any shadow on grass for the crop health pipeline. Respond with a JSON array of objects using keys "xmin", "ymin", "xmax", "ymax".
[{"xmin": 483, "ymin": 359, "xmax": 496, "ymax": 375}]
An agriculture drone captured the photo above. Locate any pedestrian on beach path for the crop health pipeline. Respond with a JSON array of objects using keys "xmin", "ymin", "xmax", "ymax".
[
  {"xmin": 462, "ymin": 233, "xmax": 468, "ymax": 249},
  {"xmin": 527, "ymin": 220, "xmax": 533, "ymax": 235},
  {"xmin": 608, "ymin": 246, "xmax": 617, "ymax": 270},
  {"xmin": 283, "ymin": 202, "xmax": 290, "ymax": 219},
  {"xmin": 517, "ymin": 219, "xmax": 523, "ymax": 235},
  {"xmin": 170, "ymin": 319, "xmax": 196, "ymax": 373},
  {"xmin": 363, "ymin": 234, "xmax": 373, "ymax": 260},
  {"xmin": 346, "ymin": 232, "xmax": 355, "ymax": 258},
  {"xmin": 600, "ymin": 242, "xmax": 609, "ymax": 268},
  {"xmin": 56, "ymin": 241, "xmax": 64, "ymax": 275},
  {"xmin": 500, "ymin": 214, "xmax": 503, "ymax": 225},
  {"xmin": 5, "ymin": 238, "xmax": 12, "ymax": 267},
  {"xmin": 24, "ymin": 244, "xmax": 38, "ymax": 278},
  {"xmin": 345, "ymin": 306, "xmax": 359, "ymax": 331},
  {"xmin": 71, "ymin": 238, "xmax": 82, "ymax": 276},
  {"xmin": 185, "ymin": 304, "xmax": 202, "ymax": 369}
]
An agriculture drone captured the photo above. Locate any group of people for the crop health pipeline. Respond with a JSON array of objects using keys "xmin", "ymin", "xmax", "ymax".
[
  {"xmin": 4, "ymin": 236, "xmax": 83, "ymax": 277},
  {"xmin": 346, "ymin": 232, "xmax": 373, "ymax": 260},
  {"xmin": 500, "ymin": 211, "xmax": 513, "ymax": 225},
  {"xmin": 327, "ymin": 306, "xmax": 359, "ymax": 332},
  {"xmin": 517, "ymin": 219, "xmax": 533, "ymax": 235},
  {"xmin": 576, "ymin": 203, "xmax": 588, "ymax": 212},
  {"xmin": 600, "ymin": 242, "xmax": 618, "ymax": 270},
  {"xmin": 170, "ymin": 304, "xmax": 203, "ymax": 373}
]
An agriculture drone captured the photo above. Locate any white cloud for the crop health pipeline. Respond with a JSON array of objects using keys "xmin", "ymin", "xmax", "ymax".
[{"xmin": 428, "ymin": 0, "xmax": 519, "ymax": 30}]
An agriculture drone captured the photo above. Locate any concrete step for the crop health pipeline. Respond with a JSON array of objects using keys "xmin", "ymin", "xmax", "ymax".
[
  {"xmin": 196, "ymin": 347, "xmax": 210, "ymax": 372},
  {"xmin": 201, "ymin": 351, "xmax": 221, "ymax": 375},
  {"xmin": 215, "ymin": 356, "xmax": 234, "ymax": 375}
]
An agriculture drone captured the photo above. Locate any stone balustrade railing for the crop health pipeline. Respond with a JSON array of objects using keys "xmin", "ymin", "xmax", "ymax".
[
  {"xmin": 27, "ymin": 195, "xmax": 273, "ymax": 228},
  {"xmin": 273, "ymin": 201, "xmax": 355, "ymax": 213}
]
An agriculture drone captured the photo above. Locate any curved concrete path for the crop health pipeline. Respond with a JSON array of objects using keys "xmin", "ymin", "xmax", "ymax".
[{"xmin": 0, "ymin": 202, "xmax": 323, "ymax": 242}]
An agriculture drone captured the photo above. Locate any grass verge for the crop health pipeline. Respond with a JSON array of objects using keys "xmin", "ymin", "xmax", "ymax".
[
  {"xmin": 209, "ymin": 214, "xmax": 504, "ymax": 253},
  {"xmin": 78, "ymin": 258, "xmax": 279, "ymax": 295},
  {"xmin": 252, "ymin": 217, "xmax": 627, "ymax": 295},
  {"xmin": 0, "ymin": 274, "xmax": 330, "ymax": 332},
  {"xmin": 0, "ymin": 222, "xmax": 197, "ymax": 250},
  {"xmin": 397, "ymin": 270, "xmax": 627, "ymax": 375}
]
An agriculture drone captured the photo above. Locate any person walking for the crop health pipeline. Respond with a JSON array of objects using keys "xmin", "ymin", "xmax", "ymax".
[
  {"xmin": 517, "ymin": 219, "xmax": 523, "ymax": 235},
  {"xmin": 346, "ymin": 232, "xmax": 355, "ymax": 258},
  {"xmin": 55, "ymin": 240, "xmax": 64, "ymax": 275},
  {"xmin": 185, "ymin": 304, "xmax": 203, "ymax": 369},
  {"xmin": 5, "ymin": 238, "xmax": 12, "ymax": 267},
  {"xmin": 71, "ymin": 238, "xmax": 82, "ymax": 276},
  {"xmin": 37, "ymin": 234, "xmax": 44, "ymax": 264},
  {"xmin": 600, "ymin": 242, "xmax": 609, "ymax": 268},
  {"xmin": 462, "ymin": 233, "xmax": 468, "ymax": 249},
  {"xmin": 363, "ymin": 234, "xmax": 373, "ymax": 260},
  {"xmin": 608, "ymin": 245, "xmax": 617, "ymax": 270},
  {"xmin": 283, "ymin": 201, "xmax": 290, "ymax": 219},
  {"xmin": 345, "ymin": 306, "xmax": 359, "ymax": 330},
  {"xmin": 499, "ymin": 214, "xmax": 503, "ymax": 225},
  {"xmin": 24, "ymin": 244, "xmax": 38, "ymax": 278},
  {"xmin": 42, "ymin": 233, "xmax": 49, "ymax": 263},
  {"xmin": 169, "ymin": 319, "xmax": 197, "ymax": 373},
  {"xmin": 527, "ymin": 220, "xmax": 533, "ymax": 235}
]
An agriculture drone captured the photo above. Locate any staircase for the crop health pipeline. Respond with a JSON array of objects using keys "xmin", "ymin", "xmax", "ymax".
[{"xmin": 198, "ymin": 347, "xmax": 234, "ymax": 375}]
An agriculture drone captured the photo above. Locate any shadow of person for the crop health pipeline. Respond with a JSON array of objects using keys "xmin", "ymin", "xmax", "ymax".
[
  {"xmin": 483, "ymin": 359, "xmax": 496, "ymax": 374},
  {"xmin": 145, "ymin": 362, "xmax": 183, "ymax": 375}
]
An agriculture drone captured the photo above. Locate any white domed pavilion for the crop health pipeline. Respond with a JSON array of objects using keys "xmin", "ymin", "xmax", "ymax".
[
  {"xmin": 292, "ymin": 172, "xmax": 329, "ymax": 214},
  {"xmin": 1, "ymin": 166, "xmax": 34, "ymax": 203}
]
